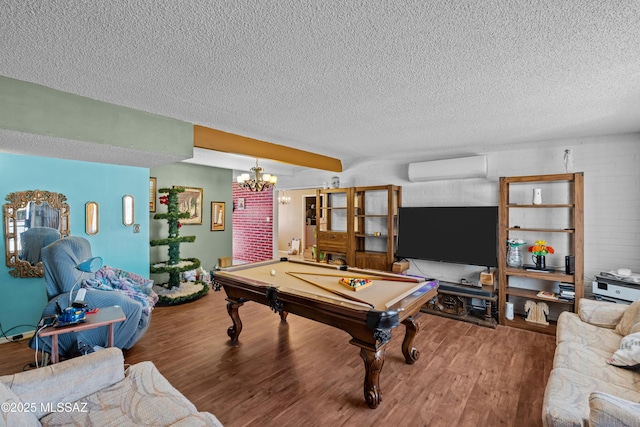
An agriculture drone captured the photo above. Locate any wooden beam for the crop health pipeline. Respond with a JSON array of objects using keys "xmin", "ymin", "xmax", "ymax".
[{"xmin": 193, "ymin": 125, "xmax": 342, "ymax": 172}]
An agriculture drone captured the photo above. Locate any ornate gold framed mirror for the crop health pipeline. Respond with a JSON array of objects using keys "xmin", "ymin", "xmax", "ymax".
[{"xmin": 4, "ymin": 190, "xmax": 70, "ymax": 278}]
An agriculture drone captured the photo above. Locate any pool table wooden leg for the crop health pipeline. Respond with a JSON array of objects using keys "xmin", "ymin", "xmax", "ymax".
[
  {"xmin": 401, "ymin": 314, "xmax": 421, "ymax": 364},
  {"xmin": 279, "ymin": 311, "xmax": 288, "ymax": 322},
  {"xmin": 359, "ymin": 347, "xmax": 385, "ymax": 409},
  {"xmin": 226, "ymin": 298, "xmax": 244, "ymax": 342}
]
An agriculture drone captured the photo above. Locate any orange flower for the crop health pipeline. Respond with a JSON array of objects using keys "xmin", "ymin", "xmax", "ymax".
[{"xmin": 528, "ymin": 240, "xmax": 554, "ymax": 256}]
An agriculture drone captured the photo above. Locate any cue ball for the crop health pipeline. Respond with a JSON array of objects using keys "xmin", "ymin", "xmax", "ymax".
[{"xmin": 270, "ymin": 269, "xmax": 276, "ymax": 276}]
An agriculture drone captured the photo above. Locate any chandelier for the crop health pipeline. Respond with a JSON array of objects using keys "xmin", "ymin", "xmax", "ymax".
[
  {"xmin": 278, "ymin": 192, "xmax": 291, "ymax": 205},
  {"xmin": 236, "ymin": 159, "xmax": 277, "ymax": 192}
]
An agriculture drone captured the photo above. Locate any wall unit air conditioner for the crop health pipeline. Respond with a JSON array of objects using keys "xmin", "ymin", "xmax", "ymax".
[{"xmin": 408, "ymin": 155, "xmax": 487, "ymax": 182}]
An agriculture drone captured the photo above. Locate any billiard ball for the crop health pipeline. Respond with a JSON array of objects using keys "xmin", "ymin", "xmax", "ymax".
[{"xmin": 270, "ymin": 269, "xmax": 276, "ymax": 276}]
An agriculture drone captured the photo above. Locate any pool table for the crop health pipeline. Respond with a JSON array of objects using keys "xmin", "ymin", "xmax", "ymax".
[{"xmin": 212, "ymin": 258, "xmax": 438, "ymax": 408}]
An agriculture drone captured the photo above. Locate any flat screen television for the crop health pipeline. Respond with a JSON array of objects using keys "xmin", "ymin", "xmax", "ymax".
[{"xmin": 396, "ymin": 206, "xmax": 498, "ymax": 267}]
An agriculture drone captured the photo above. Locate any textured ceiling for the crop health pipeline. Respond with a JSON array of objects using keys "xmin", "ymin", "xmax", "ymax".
[{"xmin": 1, "ymin": 1, "xmax": 639, "ymax": 171}]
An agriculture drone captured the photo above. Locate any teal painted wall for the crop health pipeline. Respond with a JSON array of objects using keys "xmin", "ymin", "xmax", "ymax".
[
  {"xmin": 0, "ymin": 75, "xmax": 193, "ymax": 157},
  {"xmin": 150, "ymin": 163, "xmax": 233, "ymax": 283},
  {"xmin": 0, "ymin": 153, "xmax": 150, "ymax": 336}
]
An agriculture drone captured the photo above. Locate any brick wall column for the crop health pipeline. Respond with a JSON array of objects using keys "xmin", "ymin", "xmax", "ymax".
[{"xmin": 232, "ymin": 183, "xmax": 274, "ymax": 262}]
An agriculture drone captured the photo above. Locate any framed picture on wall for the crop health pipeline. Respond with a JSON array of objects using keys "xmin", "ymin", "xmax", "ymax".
[
  {"xmin": 211, "ymin": 202, "xmax": 225, "ymax": 231},
  {"xmin": 149, "ymin": 177, "xmax": 157, "ymax": 212},
  {"xmin": 175, "ymin": 186, "xmax": 203, "ymax": 225},
  {"xmin": 237, "ymin": 197, "xmax": 245, "ymax": 210}
]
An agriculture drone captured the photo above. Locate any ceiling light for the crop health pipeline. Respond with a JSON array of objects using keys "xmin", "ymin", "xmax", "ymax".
[
  {"xmin": 236, "ymin": 159, "xmax": 277, "ymax": 192},
  {"xmin": 278, "ymin": 192, "xmax": 291, "ymax": 205}
]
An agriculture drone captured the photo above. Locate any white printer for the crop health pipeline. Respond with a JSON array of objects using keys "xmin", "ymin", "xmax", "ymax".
[{"xmin": 593, "ymin": 271, "xmax": 640, "ymax": 303}]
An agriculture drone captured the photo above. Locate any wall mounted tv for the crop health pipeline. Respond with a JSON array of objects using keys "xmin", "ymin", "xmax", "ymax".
[{"xmin": 396, "ymin": 206, "xmax": 498, "ymax": 268}]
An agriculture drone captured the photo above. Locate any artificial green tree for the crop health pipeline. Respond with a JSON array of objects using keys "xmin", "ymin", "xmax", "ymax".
[{"xmin": 150, "ymin": 187, "xmax": 201, "ymax": 289}]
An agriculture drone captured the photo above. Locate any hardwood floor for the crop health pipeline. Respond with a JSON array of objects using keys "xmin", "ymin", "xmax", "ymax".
[{"xmin": 0, "ymin": 289, "xmax": 556, "ymax": 426}]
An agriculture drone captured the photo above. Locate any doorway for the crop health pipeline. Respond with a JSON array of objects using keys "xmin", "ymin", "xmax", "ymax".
[
  {"xmin": 303, "ymin": 195, "xmax": 316, "ymax": 255},
  {"xmin": 276, "ymin": 189, "xmax": 320, "ymax": 257}
]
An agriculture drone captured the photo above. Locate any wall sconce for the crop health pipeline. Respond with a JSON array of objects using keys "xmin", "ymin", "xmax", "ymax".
[
  {"xmin": 85, "ymin": 201, "xmax": 99, "ymax": 235},
  {"xmin": 123, "ymin": 195, "xmax": 135, "ymax": 226}
]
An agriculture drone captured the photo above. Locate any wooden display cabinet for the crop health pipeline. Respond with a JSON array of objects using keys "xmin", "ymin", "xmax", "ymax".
[
  {"xmin": 315, "ymin": 188, "xmax": 354, "ymax": 266},
  {"xmin": 315, "ymin": 185, "xmax": 401, "ymax": 271},
  {"xmin": 353, "ymin": 185, "xmax": 402, "ymax": 272},
  {"xmin": 498, "ymin": 173, "xmax": 584, "ymax": 335}
]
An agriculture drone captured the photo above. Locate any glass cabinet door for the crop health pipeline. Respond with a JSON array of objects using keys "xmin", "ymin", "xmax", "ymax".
[{"xmin": 317, "ymin": 189, "xmax": 349, "ymax": 232}]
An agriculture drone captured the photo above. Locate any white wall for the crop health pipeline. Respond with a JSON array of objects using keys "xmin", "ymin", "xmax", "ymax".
[
  {"xmin": 277, "ymin": 189, "xmax": 318, "ymax": 252},
  {"xmin": 278, "ymin": 133, "xmax": 640, "ymax": 285}
]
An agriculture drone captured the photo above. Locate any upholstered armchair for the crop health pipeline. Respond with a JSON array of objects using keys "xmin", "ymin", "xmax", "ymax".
[{"xmin": 30, "ymin": 236, "xmax": 156, "ymax": 359}]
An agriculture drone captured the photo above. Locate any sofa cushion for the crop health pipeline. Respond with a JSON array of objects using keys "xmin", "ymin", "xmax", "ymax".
[
  {"xmin": 589, "ymin": 391, "xmax": 640, "ymax": 427},
  {"xmin": 554, "ymin": 341, "xmax": 640, "ymax": 389},
  {"xmin": 40, "ymin": 361, "xmax": 222, "ymax": 426},
  {"xmin": 615, "ymin": 301, "xmax": 640, "ymax": 336},
  {"xmin": 543, "ymin": 367, "xmax": 640, "ymax": 427},
  {"xmin": 608, "ymin": 332, "xmax": 640, "ymax": 370},
  {"xmin": 542, "ymin": 367, "xmax": 640, "ymax": 426},
  {"xmin": 0, "ymin": 381, "xmax": 40, "ymax": 427},
  {"xmin": 0, "ymin": 347, "xmax": 124, "ymax": 418},
  {"xmin": 556, "ymin": 312, "xmax": 622, "ymax": 353},
  {"xmin": 579, "ymin": 298, "xmax": 627, "ymax": 329}
]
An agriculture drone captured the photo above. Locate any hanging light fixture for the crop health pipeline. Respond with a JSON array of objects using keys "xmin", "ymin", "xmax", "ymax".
[
  {"xmin": 236, "ymin": 159, "xmax": 277, "ymax": 192},
  {"xmin": 278, "ymin": 191, "xmax": 291, "ymax": 205}
]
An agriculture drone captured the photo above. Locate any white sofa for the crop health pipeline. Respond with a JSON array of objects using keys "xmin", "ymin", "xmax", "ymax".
[
  {"xmin": 0, "ymin": 347, "xmax": 222, "ymax": 426},
  {"xmin": 542, "ymin": 298, "xmax": 640, "ymax": 427}
]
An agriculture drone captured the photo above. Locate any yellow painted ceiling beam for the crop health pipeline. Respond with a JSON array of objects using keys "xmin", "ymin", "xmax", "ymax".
[{"xmin": 193, "ymin": 125, "xmax": 342, "ymax": 172}]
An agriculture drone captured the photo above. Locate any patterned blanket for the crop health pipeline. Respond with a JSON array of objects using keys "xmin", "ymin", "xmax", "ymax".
[{"xmin": 83, "ymin": 266, "xmax": 158, "ymax": 315}]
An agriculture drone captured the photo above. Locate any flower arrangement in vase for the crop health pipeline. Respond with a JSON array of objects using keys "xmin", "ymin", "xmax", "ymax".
[{"xmin": 528, "ymin": 240, "xmax": 554, "ymax": 270}]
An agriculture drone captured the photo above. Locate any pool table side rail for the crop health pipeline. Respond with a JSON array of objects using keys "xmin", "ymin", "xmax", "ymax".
[
  {"xmin": 214, "ymin": 275, "xmax": 386, "ymax": 346},
  {"xmin": 219, "ymin": 258, "xmax": 425, "ymax": 282}
]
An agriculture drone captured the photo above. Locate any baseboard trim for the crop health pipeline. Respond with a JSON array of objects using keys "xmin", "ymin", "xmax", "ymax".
[{"xmin": 0, "ymin": 330, "xmax": 35, "ymax": 345}]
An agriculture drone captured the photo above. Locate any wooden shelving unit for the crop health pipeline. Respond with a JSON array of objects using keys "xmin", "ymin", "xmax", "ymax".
[
  {"xmin": 315, "ymin": 185, "xmax": 401, "ymax": 272},
  {"xmin": 498, "ymin": 173, "xmax": 584, "ymax": 335},
  {"xmin": 353, "ymin": 185, "xmax": 401, "ymax": 271},
  {"xmin": 504, "ymin": 316, "xmax": 558, "ymax": 335},
  {"xmin": 315, "ymin": 188, "xmax": 354, "ymax": 266}
]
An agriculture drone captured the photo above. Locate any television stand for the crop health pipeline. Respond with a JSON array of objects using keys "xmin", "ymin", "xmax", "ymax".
[{"xmin": 421, "ymin": 281, "xmax": 497, "ymax": 328}]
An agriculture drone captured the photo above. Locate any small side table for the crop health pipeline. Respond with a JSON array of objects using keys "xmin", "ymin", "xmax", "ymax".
[{"xmin": 38, "ymin": 306, "xmax": 126, "ymax": 363}]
